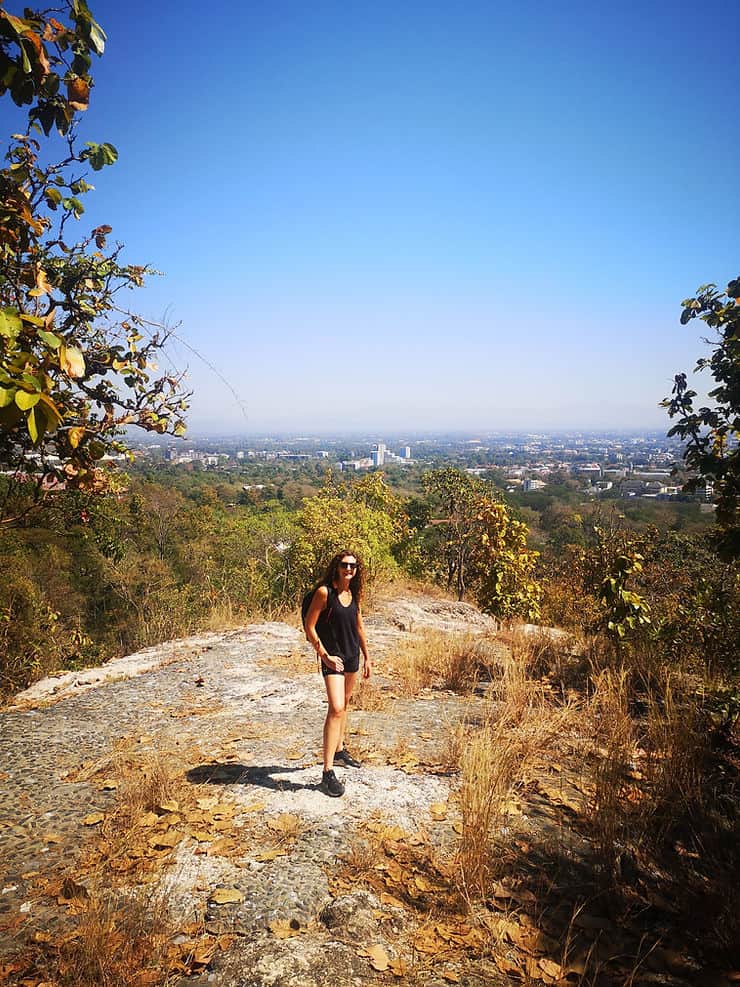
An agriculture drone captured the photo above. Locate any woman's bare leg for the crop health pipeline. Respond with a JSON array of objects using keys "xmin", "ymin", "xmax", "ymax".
[
  {"xmin": 323, "ymin": 674, "xmax": 346, "ymax": 772},
  {"xmin": 336, "ymin": 671, "xmax": 358, "ymax": 753}
]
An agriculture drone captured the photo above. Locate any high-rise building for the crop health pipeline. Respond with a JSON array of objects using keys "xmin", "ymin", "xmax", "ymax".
[{"xmin": 372, "ymin": 442, "xmax": 386, "ymax": 467}]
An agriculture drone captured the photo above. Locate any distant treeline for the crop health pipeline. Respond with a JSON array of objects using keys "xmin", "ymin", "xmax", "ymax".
[{"xmin": 0, "ymin": 465, "xmax": 734, "ymax": 698}]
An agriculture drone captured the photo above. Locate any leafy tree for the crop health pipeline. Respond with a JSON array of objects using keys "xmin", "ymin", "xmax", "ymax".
[
  {"xmin": 421, "ymin": 467, "xmax": 488, "ymax": 599},
  {"xmin": 420, "ymin": 467, "xmax": 541, "ymax": 621},
  {"xmin": 289, "ymin": 473, "xmax": 405, "ymax": 592},
  {"xmin": 664, "ymin": 277, "xmax": 740, "ymax": 558},
  {"xmin": 0, "ymin": 2, "xmax": 188, "ymax": 522},
  {"xmin": 472, "ymin": 499, "xmax": 542, "ymax": 621}
]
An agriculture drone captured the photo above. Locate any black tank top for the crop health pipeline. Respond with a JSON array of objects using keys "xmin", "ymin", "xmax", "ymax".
[{"xmin": 317, "ymin": 588, "xmax": 359, "ymax": 661}]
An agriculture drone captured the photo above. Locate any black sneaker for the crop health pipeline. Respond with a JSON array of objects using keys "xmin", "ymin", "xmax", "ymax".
[
  {"xmin": 334, "ymin": 748, "xmax": 362, "ymax": 768},
  {"xmin": 321, "ymin": 770, "xmax": 345, "ymax": 798}
]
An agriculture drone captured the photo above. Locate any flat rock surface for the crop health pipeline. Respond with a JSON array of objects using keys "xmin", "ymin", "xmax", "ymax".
[{"xmin": 0, "ymin": 595, "xmax": 510, "ymax": 986}]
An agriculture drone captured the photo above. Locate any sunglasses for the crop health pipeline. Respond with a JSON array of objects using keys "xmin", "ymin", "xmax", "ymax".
[{"xmin": 339, "ymin": 562, "xmax": 358, "ymax": 570}]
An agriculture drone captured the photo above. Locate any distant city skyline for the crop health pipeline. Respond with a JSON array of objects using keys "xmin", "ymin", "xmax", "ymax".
[{"xmin": 65, "ymin": 0, "xmax": 737, "ymax": 434}]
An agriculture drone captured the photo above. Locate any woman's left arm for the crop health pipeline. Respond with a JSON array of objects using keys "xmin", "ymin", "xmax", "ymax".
[{"xmin": 357, "ymin": 608, "xmax": 372, "ymax": 679}]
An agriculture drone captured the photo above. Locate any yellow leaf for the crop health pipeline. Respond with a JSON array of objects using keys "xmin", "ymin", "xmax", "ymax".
[
  {"xmin": 156, "ymin": 799, "xmax": 180, "ymax": 813},
  {"xmin": 28, "ymin": 267, "xmax": 52, "ymax": 298},
  {"xmin": 429, "ymin": 802, "xmax": 448, "ymax": 821},
  {"xmin": 148, "ymin": 830, "xmax": 182, "ymax": 849},
  {"xmin": 389, "ymin": 958, "xmax": 410, "ymax": 977},
  {"xmin": 269, "ymin": 918, "xmax": 301, "ymax": 939},
  {"xmin": 267, "ymin": 813, "xmax": 300, "ymax": 834},
  {"xmin": 68, "ymin": 426, "xmax": 85, "ymax": 449},
  {"xmin": 254, "ymin": 846, "xmax": 287, "ymax": 862},
  {"xmin": 59, "ymin": 343, "xmax": 85, "ymax": 378},
  {"xmin": 209, "ymin": 887, "xmax": 244, "ymax": 905},
  {"xmin": 190, "ymin": 830, "xmax": 213, "ymax": 843},
  {"xmin": 82, "ymin": 812, "xmax": 105, "ymax": 826},
  {"xmin": 206, "ymin": 837, "xmax": 235, "ymax": 856},
  {"xmin": 191, "ymin": 939, "xmax": 219, "ymax": 966},
  {"xmin": 358, "ymin": 944, "xmax": 389, "ymax": 972}
]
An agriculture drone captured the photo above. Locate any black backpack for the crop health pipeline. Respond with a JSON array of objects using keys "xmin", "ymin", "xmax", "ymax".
[{"xmin": 301, "ymin": 583, "xmax": 335, "ymax": 633}]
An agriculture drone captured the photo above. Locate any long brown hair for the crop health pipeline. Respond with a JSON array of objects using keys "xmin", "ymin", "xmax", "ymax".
[{"xmin": 323, "ymin": 550, "xmax": 364, "ymax": 604}]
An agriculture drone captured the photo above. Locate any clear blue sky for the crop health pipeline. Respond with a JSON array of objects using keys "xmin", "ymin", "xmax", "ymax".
[{"xmin": 7, "ymin": 0, "xmax": 739, "ymax": 433}]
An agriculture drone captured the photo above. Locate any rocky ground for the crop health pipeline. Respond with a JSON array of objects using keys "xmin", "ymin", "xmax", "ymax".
[
  {"xmin": 0, "ymin": 596, "xmax": 519, "ymax": 986},
  {"xmin": 2, "ymin": 596, "xmax": 733, "ymax": 987}
]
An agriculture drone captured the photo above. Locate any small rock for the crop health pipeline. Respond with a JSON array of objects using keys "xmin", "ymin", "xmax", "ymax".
[{"xmin": 319, "ymin": 890, "xmax": 382, "ymax": 938}]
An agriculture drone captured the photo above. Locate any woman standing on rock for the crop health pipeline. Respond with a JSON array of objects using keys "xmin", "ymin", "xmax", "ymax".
[{"xmin": 304, "ymin": 550, "xmax": 372, "ymax": 797}]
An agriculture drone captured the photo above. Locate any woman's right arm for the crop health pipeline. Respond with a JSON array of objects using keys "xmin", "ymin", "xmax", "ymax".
[{"xmin": 304, "ymin": 586, "xmax": 330, "ymax": 661}]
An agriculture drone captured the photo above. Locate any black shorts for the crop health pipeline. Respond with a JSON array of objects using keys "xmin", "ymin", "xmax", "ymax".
[{"xmin": 321, "ymin": 653, "xmax": 361, "ymax": 677}]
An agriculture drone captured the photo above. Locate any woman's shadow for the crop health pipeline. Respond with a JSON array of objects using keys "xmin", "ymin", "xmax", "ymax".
[{"xmin": 187, "ymin": 763, "xmax": 320, "ymax": 794}]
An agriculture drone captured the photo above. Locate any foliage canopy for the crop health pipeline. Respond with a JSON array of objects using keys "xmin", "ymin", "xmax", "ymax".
[
  {"xmin": 0, "ymin": 2, "xmax": 188, "ymax": 521},
  {"xmin": 664, "ymin": 278, "xmax": 740, "ymax": 558}
]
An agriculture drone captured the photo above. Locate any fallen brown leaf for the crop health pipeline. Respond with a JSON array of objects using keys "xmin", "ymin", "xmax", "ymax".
[
  {"xmin": 269, "ymin": 918, "xmax": 301, "ymax": 939},
  {"xmin": 358, "ymin": 944, "xmax": 390, "ymax": 972},
  {"xmin": 209, "ymin": 887, "xmax": 244, "ymax": 905}
]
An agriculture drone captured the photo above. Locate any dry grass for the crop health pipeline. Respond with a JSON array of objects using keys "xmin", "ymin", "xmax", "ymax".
[
  {"xmin": 584, "ymin": 668, "xmax": 635, "ymax": 879},
  {"xmin": 456, "ymin": 698, "xmax": 579, "ymax": 897},
  {"xmin": 113, "ymin": 750, "xmax": 183, "ymax": 824},
  {"xmin": 7, "ymin": 748, "xmax": 240, "ymax": 985},
  {"xmin": 350, "ymin": 675, "xmax": 390, "ymax": 711},
  {"xmin": 642, "ymin": 674, "xmax": 709, "ymax": 825},
  {"xmin": 454, "ymin": 634, "xmax": 583, "ymax": 899},
  {"xmin": 390, "ymin": 631, "xmax": 502, "ymax": 695},
  {"xmin": 25, "ymin": 885, "xmax": 176, "ymax": 987},
  {"xmin": 363, "ymin": 573, "xmax": 453, "ymax": 611}
]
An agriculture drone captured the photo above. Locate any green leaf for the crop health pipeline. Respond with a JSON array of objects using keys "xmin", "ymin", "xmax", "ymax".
[
  {"xmin": 0, "ymin": 387, "xmax": 16, "ymax": 409},
  {"xmin": 27, "ymin": 405, "xmax": 39, "ymax": 443},
  {"xmin": 82, "ymin": 141, "xmax": 118, "ymax": 171},
  {"xmin": 38, "ymin": 329, "xmax": 62, "ymax": 349},
  {"xmin": 15, "ymin": 390, "xmax": 40, "ymax": 411},
  {"xmin": 0, "ymin": 309, "xmax": 23, "ymax": 338}
]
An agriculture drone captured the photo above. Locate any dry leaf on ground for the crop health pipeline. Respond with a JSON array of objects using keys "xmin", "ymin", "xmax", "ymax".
[
  {"xmin": 269, "ymin": 918, "xmax": 301, "ymax": 939},
  {"xmin": 254, "ymin": 846, "xmax": 288, "ymax": 862},
  {"xmin": 430, "ymin": 802, "xmax": 448, "ymax": 821},
  {"xmin": 358, "ymin": 944, "xmax": 390, "ymax": 971},
  {"xmin": 209, "ymin": 887, "xmax": 244, "ymax": 905}
]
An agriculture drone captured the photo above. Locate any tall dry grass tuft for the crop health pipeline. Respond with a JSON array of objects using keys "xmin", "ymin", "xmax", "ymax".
[
  {"xmin": 350, "ymin": 675, "xmax": 389, "ymax": 711},
  {"xmin": 390, "ymin": 631, "xmax": 502, "ymax": 695},
  {"xmin": 642, "ymin": 675, "xmax": 708, "ymax": 828},
  {"xmin": 584, "ymin": 668, "xmax": 635, "ymax": 879},
  {"xmin": 115, "ymin": 751, "xmax": 180, "ymax": 822},
  {"xmin": 455, "ymin": 633, "xmax": 581, "ymax": 899},
  {"xmin": 457, "ymin": 698, "xmax": 579, "ymax": 898},
  {"xmin": 29, "ymin": 885, "xmax": 174, "ymax": 987}
]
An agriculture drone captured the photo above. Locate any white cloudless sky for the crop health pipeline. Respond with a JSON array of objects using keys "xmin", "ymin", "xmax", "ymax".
[{"xmin": 11, "ymin": 0, "xmax": 736, "ymax": 434}]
